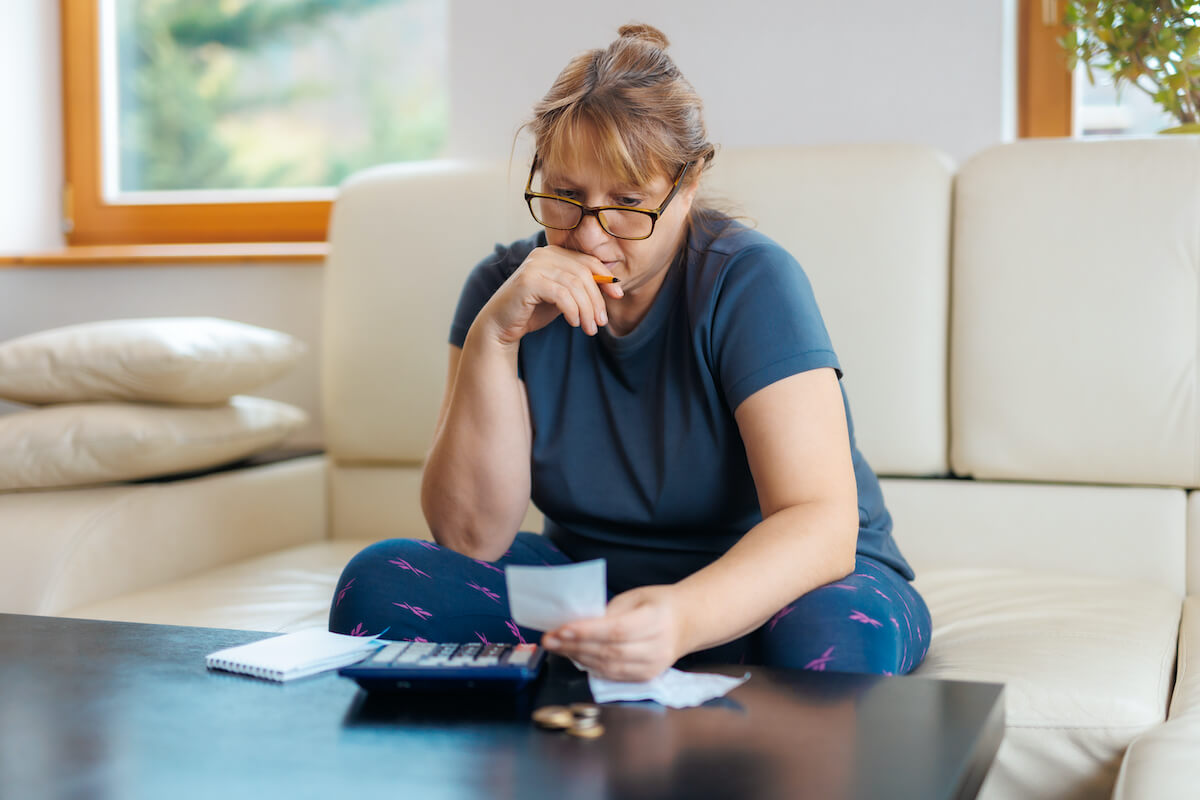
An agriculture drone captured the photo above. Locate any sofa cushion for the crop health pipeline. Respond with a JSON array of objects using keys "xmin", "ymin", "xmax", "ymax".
[
  {"xmin": 1111, "ymin": 717, "xmax": 1200, "ymax": 800},
  {"xmin": 0, "ymin": 396, "xmax": 306, "ymax": 490},
  {"xmin": 881, "ymin": 478, "xmax": 1187, "ymax": 594},
  {"xmin": 706, "ymin": 145, "xmax": 954, "ymax": 477},
  {"xmin": 1168, "ymin": 595, "xmax": 1200, "ymax": 719},
  {"xmin": 323, "ymin": 161, "xmax": 531, "ymax": 465},
  {"xmin": 914, "ymin": 568, "xmax": 1180, "ymax": 800},
  {"xmin": 0, "ymin": 456, "xmax": 326, "ymax": 615},
  {"xmin": 62, "ymin": 539, "xmax": 375, "ymax": 634},
  {"xmin": 1111, "ymin": 595, "xmax": 1200, "ymax": 800},
  {"xmin": 951, "ymin": 136, "xmax": 1200, "ymax": 487},
  {"xmin": 327, "ymin": 462, "xmax": 544, "ymax": 542},
  {"xmin": 0, "ymin": 317, "xmax": 307, "ymax": 405}
]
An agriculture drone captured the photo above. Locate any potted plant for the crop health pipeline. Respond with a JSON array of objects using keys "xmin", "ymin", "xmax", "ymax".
[{"xmin": 1061, "ymin": 1, "xmax": 1200, "ymax": 133}]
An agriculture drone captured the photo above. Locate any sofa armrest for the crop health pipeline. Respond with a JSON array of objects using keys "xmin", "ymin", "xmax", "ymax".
[{"xmin": 0, "ymin": 455, "xmax": 327, "ymax": 615}]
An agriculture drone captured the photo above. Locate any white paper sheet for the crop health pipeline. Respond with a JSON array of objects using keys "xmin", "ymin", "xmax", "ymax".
[
  {"xmin": 505, "ymin": 559, "xmax": 607, "ymax": 632},
  {"xmin": 205, "ymin": 628, "xmax": 385, "ymax": 682},
  {"xmin": 504, "ymin": 559, "xmax": 751, "ymax": 708}
]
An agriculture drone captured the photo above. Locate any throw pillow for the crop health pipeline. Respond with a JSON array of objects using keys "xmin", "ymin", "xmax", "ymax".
[
  {"xmin": 0, "ymin": 396, "xmax": 307, "ymax": 491},
  {"xmin": 0, "ymin": 317, "xmax": 307, "ymax": 405}
]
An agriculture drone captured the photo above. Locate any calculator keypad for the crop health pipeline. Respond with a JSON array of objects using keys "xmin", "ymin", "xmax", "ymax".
[{"xmin": 364, "ymin": 641, "xmax": 536, "ymax": 668}]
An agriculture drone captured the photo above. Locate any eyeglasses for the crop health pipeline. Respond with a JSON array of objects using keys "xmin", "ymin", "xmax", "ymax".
[{"xmin": 524, "ymin": 160, "xmax": 694, "ymax": 241}]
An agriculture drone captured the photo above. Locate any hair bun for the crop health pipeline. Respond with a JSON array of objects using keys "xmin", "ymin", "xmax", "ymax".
[{"xmin": 617, "ymin": 23, "xmax": 669, "ymax": 49}]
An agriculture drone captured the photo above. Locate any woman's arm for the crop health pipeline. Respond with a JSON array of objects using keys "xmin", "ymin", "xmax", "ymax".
[
  {"xmin": 420, "ymin": 246, "xmax": 622, "ymax": 561},
  {"xmin": 543, "ymin": 366, "xmax": 858, "ymax": 680},
  {"xmin": 419, "ymin": 340, "xmax": 533, "ymax": 561},
  {"xmin": 674, "ymin": 366, "xmax": 859, "ymax": 651}
]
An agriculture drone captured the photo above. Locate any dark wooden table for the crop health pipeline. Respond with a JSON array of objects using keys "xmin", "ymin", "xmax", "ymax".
[{"xmin": 0, "ymin": 613, "xmax": 1003, "ymax": 800}]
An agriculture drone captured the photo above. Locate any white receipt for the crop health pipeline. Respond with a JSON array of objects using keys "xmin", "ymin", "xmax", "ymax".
[
  {"xmin": 504, "ymin": 559, "xmax": 752, "ymax": 708},
  {"xmin": 504, "ymin": 559, "xmax": 607, "ymax": 632},
  {"xmin": 589, "ymin": 668, "xmax": 750, "ymax": 708}
]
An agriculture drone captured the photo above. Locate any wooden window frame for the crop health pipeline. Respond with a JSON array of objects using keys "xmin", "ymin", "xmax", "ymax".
[
  {"xmin": 1018, "ymin": 0, "xmax": 1074, "ymax": 137},
  {"xmin": 64, "ymin": 0, "xmax": 1070, "ymax": 246},
  {"xmin": 61, "ymin": 0, "xmax": 331, "ymax": 246}
]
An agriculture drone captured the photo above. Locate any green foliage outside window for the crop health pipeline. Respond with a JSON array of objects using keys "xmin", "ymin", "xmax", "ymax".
[
  {"xmin": 1060, "ymin": 1, "xmax": 1200, "ymax": 131},
  {"xmin": 114, "ymin": 0, "xmax": 448, "ymax": 193}
]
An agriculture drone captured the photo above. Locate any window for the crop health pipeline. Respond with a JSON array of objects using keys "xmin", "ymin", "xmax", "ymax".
[
  {"xmin": 61, "ymin": 0, "xmax": 448, "ymax": 245},
  {"xmin": 1074, "ymin": 63, "xmax": 1179, "ymax": 135},
  {"xmin": 1019, "ymin": 0, "xmax": 1198, "ymax": 138},
  {"xmin": 1019, "ymin": 0, "xmax": 1074, "ymax": 137}
]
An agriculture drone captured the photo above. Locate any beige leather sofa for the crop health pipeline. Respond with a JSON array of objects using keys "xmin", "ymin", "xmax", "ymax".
[{"xmin": 4, "ymin": 137, "xmax": 1199, "ymax": 800}]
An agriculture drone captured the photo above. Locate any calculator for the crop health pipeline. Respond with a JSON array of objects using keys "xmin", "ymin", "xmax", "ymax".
[{"xmin": 339, "ymin": 641, "xmax": 546, "ymax": 692}]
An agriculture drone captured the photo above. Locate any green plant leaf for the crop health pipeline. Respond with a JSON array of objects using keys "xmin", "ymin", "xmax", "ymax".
[
  {"xmin": 1184, "ymin": 28, "xmax": 1200, "ymax": 59},
  {"xmin": 1063, "ymin": 0, "xmax": 1195, "ymax": 125}
]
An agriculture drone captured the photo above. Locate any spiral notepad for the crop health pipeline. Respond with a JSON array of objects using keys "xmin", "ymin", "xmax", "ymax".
[{"xmin": 206, "ymin": 628, "xmax": 385, "ymax": 682}]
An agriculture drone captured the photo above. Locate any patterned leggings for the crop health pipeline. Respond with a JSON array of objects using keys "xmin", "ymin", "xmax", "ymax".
[{"xmin": 328, "ymin": 532, "xmax": 932, "ymax": 675}]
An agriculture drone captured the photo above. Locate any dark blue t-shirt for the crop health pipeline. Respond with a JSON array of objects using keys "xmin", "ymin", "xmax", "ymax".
[{"xmin": 450, "ymin": 213, "xmax": 914, "ymax": 594}]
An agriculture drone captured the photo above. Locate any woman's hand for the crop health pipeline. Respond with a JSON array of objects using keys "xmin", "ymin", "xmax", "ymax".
[
  {"xmin": 476, "ymin": 245, "xmax": 624, "ymax": 347},
  {"xmin": 542, "ymin": 585, "xmax": 688, "ymax": 682}
]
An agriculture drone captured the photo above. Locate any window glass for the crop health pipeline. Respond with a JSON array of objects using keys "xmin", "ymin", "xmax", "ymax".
[
  {"xmin": 1074, "ymin": 62, "xmax": 1178, "ymax": 136},
  {"xmin": 104, "ymin": 0, "xmax": 448, "ymax": 200}
]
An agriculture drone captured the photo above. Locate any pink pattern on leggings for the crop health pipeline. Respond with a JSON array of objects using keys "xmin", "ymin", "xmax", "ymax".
[
  {"xmin": 767, "ymin": 605, "xmax": 796, "ymax": 631},
  {"xmin": 388, "ymin": 558, "xmax": 431, "ymax": 578},
  {"xmin": 805, "ymin": 646, "xmax": 835, "ymax": 671},
  {"xmin": 471, "ymin": 559, "xmax": 506, "ymax": 575},
  {"xmin": 505, "ymin": 620, "xmax": 527, "ymax": 643},
  {"xmin": 467, "ymin": 581, "xmax": 502, "ymax": 603},
  {"xmin": 335, "ymin": 578, "xmax": 355, "ymax": 607},
  {"xmin": 849, "ymin": 610, "xmax": 884, "ymax": 628},
  {"xmin": 392, "ymin": 602, "xmax": 433, "ymax": 620}
]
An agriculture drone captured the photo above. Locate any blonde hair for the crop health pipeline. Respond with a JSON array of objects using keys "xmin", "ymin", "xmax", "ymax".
[{"xmin": 524, "ymin": 23, "xmax": 716, "ymax": 203}]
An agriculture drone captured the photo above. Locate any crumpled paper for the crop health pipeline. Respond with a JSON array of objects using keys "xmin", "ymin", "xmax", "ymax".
[
  {"xmin": 588, "ymin": 667, "xmax": 750, "ymax": 708},
  {"xmin": 505, "ymin": 559, "xmax": 751, "ymax": 708}
]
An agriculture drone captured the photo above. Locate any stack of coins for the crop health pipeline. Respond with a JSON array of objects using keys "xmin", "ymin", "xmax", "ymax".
[{"xmin": 532, "ymin": 703, "xmax": 605, "ymax": 738}]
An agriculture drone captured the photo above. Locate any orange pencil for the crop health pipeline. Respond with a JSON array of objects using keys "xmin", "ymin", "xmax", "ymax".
[{"xmin": 592, "ymin": 275, "xmax": 620, "ymax": 284}]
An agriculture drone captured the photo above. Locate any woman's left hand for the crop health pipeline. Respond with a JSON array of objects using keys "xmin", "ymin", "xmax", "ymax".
[{"xmin": 541, "ymin": 585, "xmax": 688, "ymax": 682}]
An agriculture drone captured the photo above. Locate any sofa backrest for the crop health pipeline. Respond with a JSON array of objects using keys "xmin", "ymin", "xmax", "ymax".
[
  {"xmin": 950, "ymin": 137, "xmax": 1200, "ymax": 488},
  {"xmin": 321, "ymin": 144, "xmax": 956, "ymax": 539},
  {"xmin": 322, "ymin": 160, "xmax": 533, "ymax": 540},
  {"xmin": 322, "ymin": 139, "xmax": 1200, "ymax": 590},
  {"xmin": 705, "ymin": 145, "xmax": 954, "ymax": 476}
]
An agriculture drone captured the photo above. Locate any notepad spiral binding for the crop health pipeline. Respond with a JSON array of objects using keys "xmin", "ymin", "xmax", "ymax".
[{"xmin": 205, "ymin": 656, "xmax": 285, "ymax": 681}]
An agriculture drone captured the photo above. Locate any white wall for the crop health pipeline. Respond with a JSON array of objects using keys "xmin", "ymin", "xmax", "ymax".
[
  {"xmin": 449, "ymin": 0, "xmax": 1017, "ymax": 164},
  {"xmin": 0, "ymin": 0, "xmax": 1016, "ymax": 448},
  {"xmin": 0, "ymin": 0, "xmax": 63, "ymax": 252}
]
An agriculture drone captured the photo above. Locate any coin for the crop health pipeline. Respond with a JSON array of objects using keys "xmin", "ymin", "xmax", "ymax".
[
  {"xmin": 568, "ymin": 702, "xmax": 601, "ymax": 719},
  {"xmin": 532, "ymin": 705, "xmax": 574, "ymax": 729},
  {"xmin": 567, "ymin": 722, "xmax": 605, "ymax": 739}
]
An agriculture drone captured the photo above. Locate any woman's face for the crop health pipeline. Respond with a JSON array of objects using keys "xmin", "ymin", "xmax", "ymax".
[{"xmin": 538, "ymin": 151, "xmax": 699, "ymax": 297}]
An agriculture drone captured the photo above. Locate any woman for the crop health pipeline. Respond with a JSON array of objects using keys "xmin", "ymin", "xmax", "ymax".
[{"xmin": 329, "ymin": 23, "xmax": 930, "ymax": 681}]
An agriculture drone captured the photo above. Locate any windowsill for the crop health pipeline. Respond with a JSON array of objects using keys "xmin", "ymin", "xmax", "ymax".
[{"xmin": 0, "ymin": 241, "xmax": 329, "ymax": 266}]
